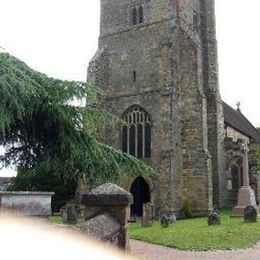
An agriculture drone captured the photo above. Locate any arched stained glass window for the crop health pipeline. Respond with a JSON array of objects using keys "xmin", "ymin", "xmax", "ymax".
[{"xmin": 121, "ymin": 105, "xmax": 151, "ymax": 159}]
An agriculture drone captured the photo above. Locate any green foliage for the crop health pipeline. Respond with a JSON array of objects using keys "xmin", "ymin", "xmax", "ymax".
[
  {"xmin": 49, "ymin": 215, "xmax": 64, "ymax": 224},
  {"xmin": 130, "ymin": 210, "xmax": 260, "ymax": 251},
  {"xmin": 250, "ymin": 148, "xmax": 260, "ymax": 172},
  {"xmin": 181, "ymin": 200, "xmax": 193, "ymax": 218},
  {"xmin": 0, "ymin": 53, "xmax": 153, "ymax": 185},
  {"xmin": 49, "ymin": 214, "xmax": 85, "ymax": 224}
]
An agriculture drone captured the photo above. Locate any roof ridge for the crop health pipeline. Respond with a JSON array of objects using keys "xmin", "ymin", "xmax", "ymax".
[{"xmin": 223, "ymin": 101, "xmax": 260, "ymax": 143}]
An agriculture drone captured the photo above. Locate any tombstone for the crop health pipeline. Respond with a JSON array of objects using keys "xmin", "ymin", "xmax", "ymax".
[
  {"xmin": 160, "ymin": 212, "xmax": 177, "ymax": 228},
  {"xmin": 244, "ymin": 206, "xmax": 257, "ymax": 223},
  {"xmin": 160, "ymin": 215, "xmax": 169, "ymax": 228},
  {"xmin": 60, "ymin": 206, "xmax": 68, "ymax": 223},
  {"xmin": 168, "ymin": 214, "xmax": 177, "ymax": 224},
  {"xmin": 207, "ymin": 212, "xmax": 221, "ymax": 226},
  {"xmin": 67, "ymin": 205, "xmax": 78, "ymax": 225},
  {"xmin": 142, "ymin": 202, "xmax": 153, "ymax": 228},
  {"xmin": 81, "ymin": 183, "xmax": 133, "ymax": 250}
]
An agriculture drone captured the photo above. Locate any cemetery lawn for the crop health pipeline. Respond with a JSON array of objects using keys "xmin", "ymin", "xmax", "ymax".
[
  {"xmin": 49, "ymin": 215, "xmax": 63, "ymax": 224},
  {"xmin": 49, "ymin": 214, "xmax": 85, "ymax": 225},
  {"xmin": 129, "ymin": 210, "xmax": 260, "ymax": 251}
]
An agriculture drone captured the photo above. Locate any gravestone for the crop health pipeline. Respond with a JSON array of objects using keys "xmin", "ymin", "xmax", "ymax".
[
  {"xmin": 60, "ymin": 204, "xmax": 78, "ymax": 225},
  {"xmin": 207, "ymin": 212, "xmax": 221, "ymax": 226},
  {"xmin": 168, "ymin": 214, "xmax": 176, "ymax": 224},
  {"xmin": 160, "ymin": 215, "xmax": 169, "ymax": 228},
  {"xmin": 60, "ymin": 206, "xmax": 68, "ymax": 223},
  {"xmin": 67, "ymin": 205, "xmax": 78, "ymax": 225},
  {"xmin": 142, "ymin": 202, "xmax": 153, "ymax": 228},
  {"xmin": 244, "ymin": 206, "xmax": 257, "ymax": 223},
  {"xmin": 160, "ymin": 213, "xmax": 176, "ymax": 228},
  {"xmin": 81, "ymin": 183, "xmax": 133, "ymax": 250}
]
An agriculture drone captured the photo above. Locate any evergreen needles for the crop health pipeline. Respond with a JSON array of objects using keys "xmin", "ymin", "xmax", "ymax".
[{"xmin": 0, "ymin": 53, "xmax": 153, "ymax": 184}]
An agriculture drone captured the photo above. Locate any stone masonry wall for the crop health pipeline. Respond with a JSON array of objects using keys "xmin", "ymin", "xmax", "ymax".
[
  {"xmin": 87, "ymin": 48, "xmax": 109, "ymax": 88},
  {"xmin": 178, "ymin": 28, "xmax": 213, "ymax": 211}
]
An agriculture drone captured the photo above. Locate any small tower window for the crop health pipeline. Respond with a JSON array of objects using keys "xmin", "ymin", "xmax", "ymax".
[
  {"xmin": 139, "ymin": 6, "xmax": 144, "ymax": 24},
  {"xmin": 132, "ymin": 8, "xmax": 137, "ymax": 25},
  {"xmin": 193, "ymin": 12, "xmax": 200, "ymax": 32},
  {"xmin": 131, "ymin": 5, "xmax": 144, "ymax": 26}
]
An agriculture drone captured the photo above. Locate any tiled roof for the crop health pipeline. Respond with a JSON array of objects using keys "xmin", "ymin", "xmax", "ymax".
[{"xmin": 223, "ymin": 102, "xmax": 260, "ymax": 143}]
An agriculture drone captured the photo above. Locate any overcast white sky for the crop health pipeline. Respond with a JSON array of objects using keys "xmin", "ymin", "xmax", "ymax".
[{"xmin": 0, "ymin": 0, "xmax": 260, "ymax": 176}]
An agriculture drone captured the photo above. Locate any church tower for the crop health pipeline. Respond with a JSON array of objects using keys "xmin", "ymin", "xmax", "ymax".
[{"xmin": 88, "ymin": 0, "xmax": 225, "ymax": 215}]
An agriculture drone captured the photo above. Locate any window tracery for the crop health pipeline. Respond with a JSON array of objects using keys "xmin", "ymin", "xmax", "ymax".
[
  {"xmin": 122, "ymin": 105, "xmax": 151, "ymax": 158},
  {"xmin": 131, "ymin": 5, "xmax": 144, "ymax": 25}
]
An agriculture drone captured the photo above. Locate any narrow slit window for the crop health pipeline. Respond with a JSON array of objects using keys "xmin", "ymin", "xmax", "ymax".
[
  {"xmin": 133, "ymin": 71, "xmax": 136, "ymax": 82},
  {"xmin": 193, "ymin": 12, "xmax": 200, "ymax": 32},
  {"xmin": 132, "ymin": 8, "xmax": 137, "ymax": 25},
  {"xmin": 139, "ymin": 6, "xmax": 144, "ymax": 24}
]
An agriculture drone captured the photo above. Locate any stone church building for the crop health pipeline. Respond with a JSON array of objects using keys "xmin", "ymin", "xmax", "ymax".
[{"xmin": 88, "ymin": 0, "xmax": 260, "ymax": 217}]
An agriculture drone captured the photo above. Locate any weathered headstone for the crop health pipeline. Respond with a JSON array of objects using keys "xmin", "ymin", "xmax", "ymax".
[
  {"xmin": 67, "ymin": 205, "xmax": 78, "ymax": 225},
  {"xmin": 244, "ymin": 206, "xmax": 257, "ymax": 223},
  {"xmin": 160, "ymin": 215, "xmax": 169, "ymax": 228},
  {"xmin": 60, "ymin": 206, "xmax": 68, "ymax": 223},
  {"xmin": 81, "ymin": 183, "xmax": 133, "ymax": 250},
  {"xmin": 207, "ymin": 212, "xmax": 221, "ymax": 226},
  {"xmin": 160, "ymin": 213, "xmax": 176, "ymax": 228},
  {"xmin": 142, "ymin": 202, "xmax": 153, "ymax": 228},
  {"xmin": 168, "ymin": 214, "xmax": 177, "ymax": 224}
]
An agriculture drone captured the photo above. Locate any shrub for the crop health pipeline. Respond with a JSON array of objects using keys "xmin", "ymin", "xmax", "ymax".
[{"xmin": 181, "ymin": 200, "xmax": 192, "ymax": 218}]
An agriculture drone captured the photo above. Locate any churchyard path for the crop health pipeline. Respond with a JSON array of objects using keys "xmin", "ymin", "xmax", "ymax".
[{"xmin": 130, "ymin": 239, "xmax": 260, "ymax": 260}]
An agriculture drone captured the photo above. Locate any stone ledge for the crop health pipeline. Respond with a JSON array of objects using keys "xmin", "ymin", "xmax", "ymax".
[
  {"xmin": 82, "ymin": 194, "xmax": 132, "ymax": 206},
  {"xmin": 0, "ymin": 191, "xmax": 55, "ymax": 196},
  {"xmin": 82, "ymin": 183, "xmax": 133, "ymax": 206}
]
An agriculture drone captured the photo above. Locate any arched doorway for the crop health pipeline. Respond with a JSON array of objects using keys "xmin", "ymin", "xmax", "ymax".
[{"xmin": 130, "ymin": 177, "xmax": 150, "ymax": 216}]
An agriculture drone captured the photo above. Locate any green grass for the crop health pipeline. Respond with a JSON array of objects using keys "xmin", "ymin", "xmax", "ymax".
[
  {"xmin": 49, "ymin": 215, "xmax": 63, "ymax": 224},
  {"xmin": 49, "ymin": 214, "xmax": 85, "ymax": 225},
  {"xmin": 130, "ymin": 210, "xmax": 260, "ymax": 251}
]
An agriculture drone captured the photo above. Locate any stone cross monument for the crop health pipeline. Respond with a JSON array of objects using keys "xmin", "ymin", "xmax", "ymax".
[{"xmin": 233, "ymin": 142, "xmax": 257, "ymax": 217}]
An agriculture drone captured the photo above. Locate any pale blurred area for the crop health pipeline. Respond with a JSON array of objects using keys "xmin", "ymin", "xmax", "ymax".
[
  {"xmin": 0, "ymin": 214, "xmax": 136, "ymax": 260},
  {"xmin": 0, "ymin": 146, "xmax": 17, "ymax": 177}
]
